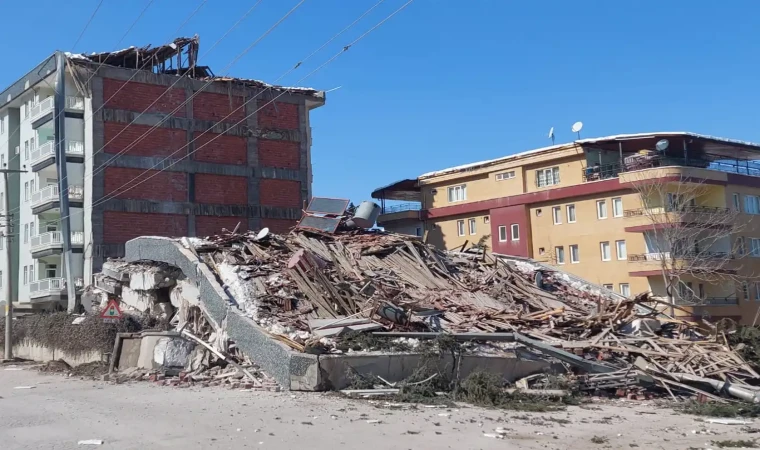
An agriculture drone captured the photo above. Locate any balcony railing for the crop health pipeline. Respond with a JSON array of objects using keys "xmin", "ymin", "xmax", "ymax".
[
  {"xmin": 381, "ymin": 203, "xmax": 422, "ymax": 214},
  {"xmin": 583, "ymin": 155, "xmax": 760, "ymax": 182},
  {"xmin": 65, "ymin": 96, "xmax": 84, "ymax": 111},
  {"xmin": 30, "ymin": 97, "xmax": 54, "ymax": 122},
  {"xmin": 30, "ymin": 185, "xmax": 84, "ymax": 208},
  {"xmin": 29, "ymin": 277, "xmax": 66, "ymax": 298},
  {"xmin": 30, "ymin": 140, "xmax": 85, "ymax": 166},
  {"xmin": 30, "ymin": 231, "xmax": 84, "ymax": 252},
  {"xmin": 624, "ymin": 205, "xmax": 732, "ymax": 218},
  {"xmin": 675, "ymin": 295, "xmax": 739, "ymax": 306},
  {"xmin": 628, "ymin": 251, "xmax": 733, "ymax": 262}
]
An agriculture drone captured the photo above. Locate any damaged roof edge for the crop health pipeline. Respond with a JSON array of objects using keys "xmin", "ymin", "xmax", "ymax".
[{"xmin": 0, "ymin": 53, "xmax": 58, "ymax": 109}]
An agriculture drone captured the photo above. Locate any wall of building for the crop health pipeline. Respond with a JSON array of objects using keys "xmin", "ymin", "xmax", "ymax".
[{"xmin": 490, "ymin": 204, "xmax": 530, "ymax": 256}]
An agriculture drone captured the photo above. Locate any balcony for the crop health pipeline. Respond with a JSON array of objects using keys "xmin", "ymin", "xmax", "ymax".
[
  {"xmin": 30, "ymin": 96, "xmax": 85, "ymax": 128},
  {"xmin": 30, "ymin": 140, "xmax": 86, "ymax": 170},
  {"xmin": 377, "ymin": 202, "xmax": 422, "ymax": 226},
  {"xmin": 675, "ymin": 295, "xmax": 739, "ymax": 306},
  {"xmin": 627, "ymin": 251, "xmax": 736, "ymax": 277},
  {"xmin": 623, "ymin": 205, "xmax": 733, "ymax": 231},
  {"xmin": 628, "ymin": 251, "xmax": 733, "ymax": 262},
  {"xmin": 582, "ymin": 155, "xmax": 760, "ymax": 183},
  {"xmin": 30, "ymin": 185, "xmax": 85, "ymax": 214},
  {"xmin": 29, "ymin": 277, "xmax": 67, "ymax": 300},
  {"xmin": 30, "ymin": 231, "xmax": 84, "ymax": 258}
]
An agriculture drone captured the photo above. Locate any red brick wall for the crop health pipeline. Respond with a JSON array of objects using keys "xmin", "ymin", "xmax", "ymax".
[
  {"xmin": 260, "ymin": 179, "xmax": 301, "ymax": 208},
  {"xmin": 196, "ymin": 216, "xmax": 247, "ymax": 237},
  {"xmin": 104, "ymin": 167, "xmax": 187, "ymax": 201},
  {"xmin": 104, "ymin": 123, "xmax": 186, "ymax": 157},
  {"xmin": 194, "ymin": 92, "xmax": 245, "ymax": 123},
  {"xmin": 103, "ymin": 212, "xmax": 188, "ymax": 243},
  {"xmin": 261, "ymin": 218, "xmax": 295, "ymax": 234},
  {"xmin": 103, "ymin": 79, "xmax": 186, "ymax": 116},
  {"xmin": 258, "ymin": 100, "xmax": 299, "ymax": 129},
  {"xmin": 258, "ymin": 140, "xmax": 299, "ymax": 169},
  {"xmin": 192, "ymin": 132, "xmax": 247, "ymax": 165},
  {"xmin": 194, "ymin": 174, "xmax": 247, "ymax": 205}
]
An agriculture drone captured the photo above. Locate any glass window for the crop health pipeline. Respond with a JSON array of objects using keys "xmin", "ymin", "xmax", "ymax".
[
  {"xmin": 570, "ymin": 244, "xmax": 579, "ymax": 263},
  {"xmin": 751, "ymin": 238, "xmax": 760, "ymax": 257},
  {"xmin": 495, "ymin": 171, "xmax": 515, "ymax": 181},
  {"xmin": 619, "ymin": 283, "xmax": 630, "ymax": 297},
  {"xmin": 602, "ymin": 284, "xmax": 613, "ymax": 291},
  {"xmin": 23, "ymin": 267, "xmax": 27, "ymax": 285},
  {"xmin": 566, "ymin": 204, "xmax": 576, "ymax": 223},
  {"xmin": 24, "ymin": 224, "xmax": 28, "ymax": 244},
  {"xmin": 510, "ymin": 224, "xmax": 519, "ymax": 241},
  {"xmin": 456, "ymin": 220, "xmax": 465, "ymax": 236},
  {"xmin": 536, "ymin": 167, "xmax": 560, "ymax": 187},
  {"xmin": 415, "ymin": 227, "xmax": 422, "ymax": 237},
  {"xmin": 552, "ymin": 206, "xmax": 561, "ymax": 225},
  {"xmin": 498, "ymin": 226, "xmax": 507, "ymax": 242},
  {"xmin": 24, "ymin": 182, "xmax": 29, "ymax": 202},
  {"xmin": 447, "ymin": 185, "xmax": 467, "ymax": 202},
  {"xmin": 29, "ymin": 264, "xmax": 34, "ymax": 283},
  {"xmin": 555, "ymin": 246, "xmax": 565, "ymax": 264},
  {"xmin": 612, "ymin": 197, "xmax": 623, "ymax": 217},
  {"xmin": 743, "ymin": 282, "xmax": 750, "ymax": 300},
  {"xmin": 468, "ymin": 218, "xmax": 476, "ymax": 235},
  {"xmin": 597, "ymin": 200, "xmax": 607, "ymax": 219},
  {"xmin": 738, "ymin": 236, "xmax": 746, "ymax": 256},
  {"xmin": 733, "ymin": 193, "xmax": 741, "ymax": 211},
  {"xmin": 600, "ymin": 242, "xmax": 611, "ymax": 261},
  {"xmin": 46, "ymin": 264, "xmax": 57, "ymax": 278},
  {"xmin": 616, "ymin": 240, "xmax": 627, "ymax": 260},
  {"xmin": 745, "ymin": 195, "xmax": 760, "ymax": 215},
  {"xmin": 483, "ymin": 216, "xmax": 490, "ymax": 224}
]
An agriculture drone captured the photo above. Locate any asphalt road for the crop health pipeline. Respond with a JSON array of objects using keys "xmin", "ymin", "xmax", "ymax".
[{"xmin": 0, "ymin": 367, "xmax": 755, "ymax": 449}]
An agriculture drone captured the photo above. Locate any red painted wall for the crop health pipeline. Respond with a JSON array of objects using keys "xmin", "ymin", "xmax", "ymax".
[{"xmin": 490, "ymin": 204, "xmax": 531, "ymax": 257}]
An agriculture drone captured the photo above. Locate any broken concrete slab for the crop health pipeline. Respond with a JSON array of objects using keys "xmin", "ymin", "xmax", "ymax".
[{"xmin": 120, "ymin": 286, "xmax": 158, "ymax": 312}]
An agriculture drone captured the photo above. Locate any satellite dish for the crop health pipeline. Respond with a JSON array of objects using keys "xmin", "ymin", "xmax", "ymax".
[
  {"xmin": 255, "ymin": 227, "xmax": 270, "ymax": 241},
  {"xmin": 548, "ymin": 127, "xmax": 555, "ymax": 144},
  {"xmin": 656, "ymin": 139, "xmax": 670, "ymax": 152},
  {"xmin": 571, "ymin": 121, "xmax": 583, "ymax": 139}
]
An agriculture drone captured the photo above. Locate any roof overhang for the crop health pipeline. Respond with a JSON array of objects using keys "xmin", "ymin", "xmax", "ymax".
[
  {"xmin": 371, "ymin": 178, "xmax": 420, "ymax": 202},
  {"xmin": 578, "ymin": 132, "xmax": 760, "ymax": 160}
]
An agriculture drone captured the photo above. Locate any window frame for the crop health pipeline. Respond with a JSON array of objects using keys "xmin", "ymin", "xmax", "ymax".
[
  {"xmin": 602, "ymin": 284, "xmax": 613, "ymax": 291},
  {"xmin": 619, "ymin": 283, "xmax": 630, "ymax": 297},
  {"xmin": 498, "ymin": 225, "xmax": 507, "ymax": 242},
  {"xmin": 596, "ymin": 200, "xmax": 608, "ymax": 219},
  {"xmin": 552, "ymin": 206, "xmax": 562, "ymax": 225},
  {"xmin": 555, "ymin": 246, "xmax": 565, "ymax": 264},
  {"xmin": 743, "ymin": 281, "xmax": 750, "ymax": 300},
  {"xmin": 23, "ymin": 266, "xmax": 27, "ymax": 285},
  {"xmin": 510, "ymin": 224, "xmax": 520, "ymax": 241},
  {"xmin": 745, "ymin": 195, "xmax": 760, "ymax": 215},
  {"xmin": 468, "ymin": 218, "xmax": 477, "ymax": 235},
  {"xmin": 456, "ymin": 219, "xmax": 465, "ymax": 237},
  {"xmin": 569, "ymin": 244, "xmax": 580, "ymax": 263},
  {"xmin": 600, "ymin": 241, "xmax": 611, "ymax": 261},
  {"xmin": 495, "ymin": 171, "xmax": 515, "ymax": 181},
  {"xmin": 612, "ymin": 197, "xmax": 623, "ymax": 217},
  {"xmin": 535, "ymin": 166, "xmax": 560, "ymax": 188},
  {"xmin": 616, "ymin": 240, "xmax": 627, "ymax": 260},
  {"xmin": 733, "ymin": 193, "xmax": 741, "ymax": 211},
  {"xmin": 447, "ymin": 185, "xmax": 467, "ymax": 203},
  {"xmin": 566, "ymin": 204, "xmax": 576, "ymax": 223}
]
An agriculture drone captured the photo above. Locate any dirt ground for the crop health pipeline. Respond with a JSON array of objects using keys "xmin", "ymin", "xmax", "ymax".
[{"xmin": 0, "ymin": 366, "xmax": 756, "ymax": 449}]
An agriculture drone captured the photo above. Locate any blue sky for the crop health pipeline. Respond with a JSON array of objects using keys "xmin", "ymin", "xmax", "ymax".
[{"xmin": 1, "ymin": 0, "xmax": 757, "ymax": 205}]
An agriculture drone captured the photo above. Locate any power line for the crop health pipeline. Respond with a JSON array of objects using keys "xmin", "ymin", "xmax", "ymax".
[{"xmin": 71, "ymin": 0, "xmax": 106, "ymax": 51}]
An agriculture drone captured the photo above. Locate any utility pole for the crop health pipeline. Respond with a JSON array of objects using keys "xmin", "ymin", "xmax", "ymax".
[{"xmin": 2, "ymin": 166, "xmax": 26, "ymax": 361}]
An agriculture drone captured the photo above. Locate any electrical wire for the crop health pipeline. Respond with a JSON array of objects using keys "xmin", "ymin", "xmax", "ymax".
[{"xmin": 70, "ymin": 0, "xmax": 106, "ymax": 51}]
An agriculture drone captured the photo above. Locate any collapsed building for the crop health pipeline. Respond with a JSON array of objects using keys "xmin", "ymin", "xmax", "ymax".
[{"xmin": 86, "ymin": 201, "xmax": 760, "ymax": 401}]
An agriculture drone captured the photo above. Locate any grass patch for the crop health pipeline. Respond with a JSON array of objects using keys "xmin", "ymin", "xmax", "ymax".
[
  {"xmin": 678, "ymin": 401, "xmax": 760, "ymax": 418},
  {"xmin": 712, "ymin": 439, "xmax": 758, "ymax": 449}
]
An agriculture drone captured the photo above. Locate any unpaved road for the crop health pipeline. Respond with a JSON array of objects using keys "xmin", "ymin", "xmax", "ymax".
[{"xmin": 0, "ymin": 368, "xmax": 755, "ymax": 449}]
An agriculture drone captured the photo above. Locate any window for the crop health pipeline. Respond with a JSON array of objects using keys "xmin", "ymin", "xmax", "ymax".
[
  {"xmin": 596, "ymin": 200, "xmax": 607, "ymax": 219},
  {"xmin": 24, "ymin": 224, "xmax": 28, "ymax": 244},
  {"xmin": 555, "ymin": 246, "xmax": 565, "ymax": 264},
  {"xmin": 30, "ymin": 179, "xmax": 34, "ymax": 196},
  {"xmin": 468, "ymin": 218, "xmax": 476, "ymax": 235},
  {"xmin": 612, "ymin": 197, "xmax": 623, "ymax": 217},
  {"xmin": 22, "ymin": 103, "xmax": 27, "ymax": 119},
  {"xmin": 0, "ymin": 271, "xmax": 3, "ymax": 288},
  {"xmin": 24, "ymin": 182, "xmax": 29, "ymax": 202},
  {"xmin": 535, "ymin": 209, "xmax": 542, "ymax": 216},
  {"xmin": 552, "ymin": 206, "xmax": 562, "ymax": 225},
  {"xmin": 495, "ymin": 171, "xmax": 515, "ymax": 181},
  {"xmin": 483, "ymin": 216, "xmax": 490, "ymax": 224},
  {"xmin": 751, "ymin": 238, "xmax": 760, "ymax": 257},
  {"xmin": 510, "ymin": 224, "xmax": 520, "ymax": 241},
  {"xmin": 456, "ymin": 220, "xmax": 465, "ymax": 237},
  {"xmin": 447, "ymin": 185, "xmax": 467, "ymax": 202},
  {"xmin": 616, "ymin": 240, "xmax": 627, "ymax": 260},
  {"xmin": 745, "ymin": 195, "xmax": 760, "ymax": 215},
  {"xmin": 30, "ymin": 221, "xmax": 35, "ymax": 237},
  {"xmin": 755, "ymin": 282, "xmax": 760, "ymax": 301},
  {"xmin": 738, "ymin": 237, "xmax": 746, "ymax": 256},
  {"xmin": 600, "ymin": 242, "xmax": 611, "ymax": 261},
  {"xmin": 743, "ymin": 282, "xmax": 750, "ymax": 300},
  {"xmin": 46, "ymin": 264, "xmax": 57, "ymax": 279},
  {"xmin": 0, "ymin": 237, "xmax": 3, "ymax": 250},
  {"xmin": 602, "ymin": 284, "xmax": 613, "ymax": 291},
  {"xmin": 498, "ymin": 225, "xmax": 507, "ymax": 242},
  {"xmin": 29, "ymin": 264, "xmax": 34, "ymax": 283},
  {"xmin": 1, "ymin": 154, "xmax": 4, "ymax": 168},
  {"xmin": 619, "ymin": 283, "xmax": 630, "ymax": 297},
  {"xmin": 0, "ymin": 117, "xmax": 4, "ymax": 134},
  {"xmin": 23, "ymin": 266, "xmax": 27, "ymax": 285},
  {"xmin": 566, "ymin": 204, "xmax": 576, "ymax": 223},
  {"xmin": 734, "ymin": 193, "xmax": 741, "ymax": 211},
  {"xmin": 570, "ymin": 244, "xmax": 579, "ymax": 263},
  {"xmin": 30, "ymin": 137, "xmax": 35, "ymax": 151},
  {"xmin": 699, "ymin": 284, "xmax": 705, "ymax": 299},
  {"xmin": 24, "ymin": 140, "xmax": 29, "ymax": 160},
  {"xmin": 415, "ymin": 227, "xmax": 422, "ymax": 237},
  {"xmin": 536, "ymin": 167, "xmax": 560, "ymax": 187}
]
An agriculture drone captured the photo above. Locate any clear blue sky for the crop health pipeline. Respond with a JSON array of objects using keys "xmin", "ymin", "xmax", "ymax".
[{"xmin": 1, "ymin": 0, "xmax": 757, "ymax": 205}]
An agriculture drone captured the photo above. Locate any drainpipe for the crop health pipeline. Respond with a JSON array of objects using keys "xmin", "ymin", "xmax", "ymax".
[{"xmin": 54, "ymin": 52, "xmax": 77, "ymax": 312}]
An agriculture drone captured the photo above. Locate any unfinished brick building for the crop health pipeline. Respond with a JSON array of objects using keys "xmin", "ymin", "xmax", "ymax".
[{"xmin": 0, "ymin": 37, "xmax": 325, "ymax": 307}]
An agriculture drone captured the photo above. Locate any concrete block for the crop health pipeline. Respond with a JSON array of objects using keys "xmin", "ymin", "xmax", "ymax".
[
  {"xmin": 170, "ymin": 279, "xmax": 200, "ymax": 308},
  {"xmin": 137, "ymin": 335, "xmax": 164, "ymax": 369},
  {"xmin": 129, "ymin": 271, "xmax": 175, "ymax": 291},
  {"xmin": 120, "ymin": 286, "xmax": 157, "ymax": 312},
  {"xmin": 117, "ymin": 337, "xmax": 142, "ymax": 369},
  {"xmin": 153, "ymin": 337, "xmax": 195, "ymax": 369}
]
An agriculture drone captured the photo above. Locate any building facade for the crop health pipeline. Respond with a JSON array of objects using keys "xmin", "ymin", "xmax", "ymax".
[
  {"xmin": 374, "ymin": 132, "xmax": 760, "ymax": 324},
  {"xmin": 0, "ymin": 38, "xmax": 325, "ymax": 310}
]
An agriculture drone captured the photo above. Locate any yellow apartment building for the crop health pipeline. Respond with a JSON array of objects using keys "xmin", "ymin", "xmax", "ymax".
[{"xmin": 372, "ymin": 132, "xmax": 760, "ymax": 324}]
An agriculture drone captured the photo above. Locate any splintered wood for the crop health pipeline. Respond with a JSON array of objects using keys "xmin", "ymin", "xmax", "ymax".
[{"xmin": 191, "ymin": 228, "xmax": 758, "ymax": 397}]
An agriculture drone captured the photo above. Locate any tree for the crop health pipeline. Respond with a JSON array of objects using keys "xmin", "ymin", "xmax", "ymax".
[{"xmin": 629, "ymin": 173, "xmax": 752, "ymax": 316}]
